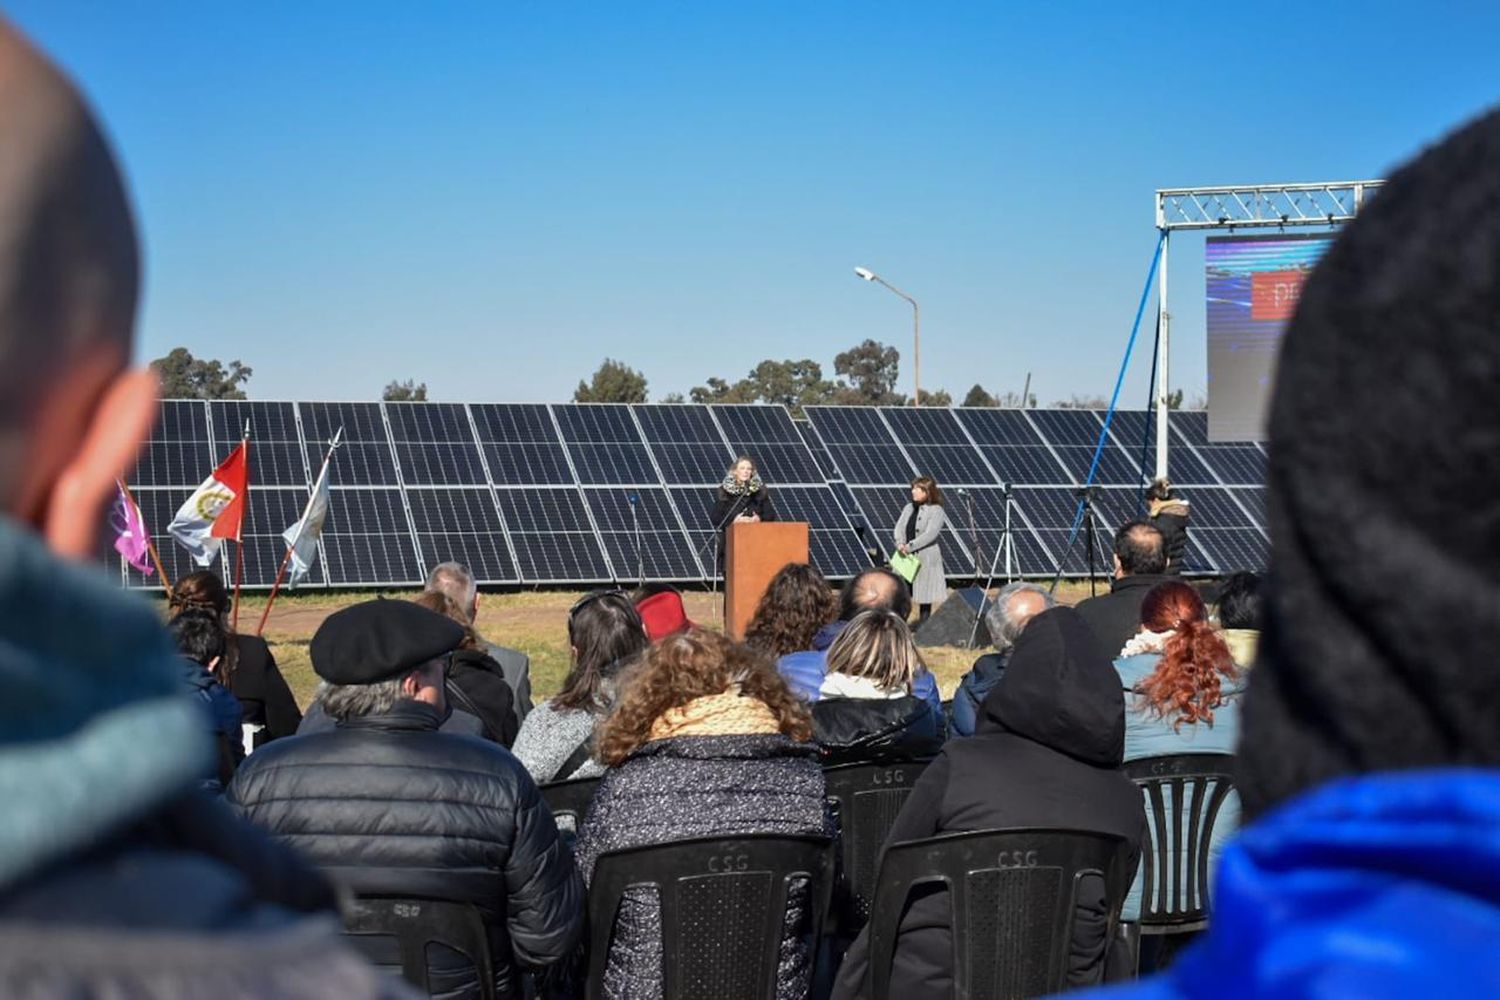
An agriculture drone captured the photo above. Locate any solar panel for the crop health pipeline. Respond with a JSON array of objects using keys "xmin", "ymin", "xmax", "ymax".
[
  {"xmin": 944, "ymin": 488, "xmax": 1057, "ymax": 579},
  {"xmin": 553, "ymin": 404, "xmax": 659, "ymax": 484},
  {"xmin": 320, "ymin": 488, "xmax": 423, "ymax": 585},
  {"xmin": 635, "ymin": 404, "xmax": 733, "ymax": 484},
  {"xmin": 298, "ymin": 403, "xmax": 399, "ymax": 487},
  {"xmin": 793, "ymin": 420, "xmax": 841, "ymax": 481},
  {"xmin": 582, "ymin": 488, "xmax": 703, "ymax": 582},
  {"xmin": 130, "ymin": 401, "xmax": 213, "ymax": 488},
  {"xmin": 495, "ymin": 488, "xmax": 612, "ymax": 582},
  {"xmin": 1022, "ymin": 410, "xmax": 1143, "ymax": 485},
  {"xmin": 469, "ymin": 404, "xmax": 575, "ymax": 486},
  {"xmin": 711, "ymin": 405, "xmax": 826, "ymax": 484},
  {"xmin": 1103, "ymin": 410, "xmax": 1217, "ymax": 486},
  {"xmin": 405, "ymin": 488, "xmax": 518, "ymax": 583},
  {"xmin": 881, "ymin": 406, "xmax": 997, "ymax": 487},
  {"xmin": 386, "ymin": 403, "xmax": 488, "ymax": 486},
  {"xmin": 211, "ymin": 401, "xmax": 309, "ymax": 487},
  {"xmin": 767, "ymin": 486, "xmax": 874, "ymax": 578},
  {"xmin": 951, "ymin": 409, "xmax": 1069, "ymax": 485}
]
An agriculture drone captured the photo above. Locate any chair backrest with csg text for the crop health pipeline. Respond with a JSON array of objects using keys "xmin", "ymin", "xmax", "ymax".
[
  {"xmin": 866, "ymin": 828, "xmax": 1133, "ymax": 1000},
  {"xmin": 821, "ymin": 758, "xmax": 932, "ymax": 931},
  {"xmin": 341, "ymin": 896, "xmax": 496, "ymax": 1000},
  {"xmin": 585, "ymin": 833, "xmax": 836, "ymax": 1000}
]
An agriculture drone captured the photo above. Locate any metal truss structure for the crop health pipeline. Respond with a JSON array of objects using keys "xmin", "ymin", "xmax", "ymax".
[{"xmin": 1149, "ymin": 180, "xmax": 1385, "ymax": 475}]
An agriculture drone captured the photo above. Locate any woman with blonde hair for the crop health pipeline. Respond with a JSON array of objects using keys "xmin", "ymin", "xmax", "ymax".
[
  {"xmin": 811, "ymin": 609, "xmax": 944, "ymax": 765},
  {"xmin": 574, "ymin": 629, "xmax": 830, "ymax": 1000},
  {"xmin": 892, "ymin": 475, "xmax": 949, "ymax": 622}
]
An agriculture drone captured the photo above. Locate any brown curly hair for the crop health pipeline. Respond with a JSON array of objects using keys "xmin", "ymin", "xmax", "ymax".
[
  {"xmin": 1135, "ymin": 581, "xmax": 1239, "ymax": 728},
  {"xmin": 596, "ymin": 628, "xmax": 812, "ymax": 765},
  {"xmin": 743, "ymin": 563, "xmax": 834, "ymax": 658}
]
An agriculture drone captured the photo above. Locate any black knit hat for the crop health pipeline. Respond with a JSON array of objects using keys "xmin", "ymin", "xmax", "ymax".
[
  {"xmin": 1238, "ymin": 107, "xmax": 1500, "ymax": 818},
  {"xmin": 310, "ymin": 599, "xmax": 465, "ymax": 686}
]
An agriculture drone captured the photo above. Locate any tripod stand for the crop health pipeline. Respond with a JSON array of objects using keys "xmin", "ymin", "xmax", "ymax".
[
  {"xmin": 966, "ymin": 483, "xmax": 1020, "ymax": 650},
  {"xmin": 1076, "ymin": 485, "xmax": 1108, "ymax": 598}
]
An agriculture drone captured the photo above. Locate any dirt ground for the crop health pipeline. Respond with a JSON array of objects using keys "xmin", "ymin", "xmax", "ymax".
[{"xmin": 226, "ymin": 582, "xmax": 1105, "ymax": 711}]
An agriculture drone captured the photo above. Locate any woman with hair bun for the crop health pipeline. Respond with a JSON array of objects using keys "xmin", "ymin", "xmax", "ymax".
[{"xmin": 1114, "ymin": 580, "xmax": 1244, "ymax": 923}]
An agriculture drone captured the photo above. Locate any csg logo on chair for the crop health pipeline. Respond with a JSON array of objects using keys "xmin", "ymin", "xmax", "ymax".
[
  {"xmin": 707, "ymin": 853, "xmax": 751, "ymax": 873},
  {"xmin": 996, "ymin": 850, "xmax": 1040, "ymax": 869}
]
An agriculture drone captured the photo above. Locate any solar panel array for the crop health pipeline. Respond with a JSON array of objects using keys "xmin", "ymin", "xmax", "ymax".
[
  {"xmin": 801, "ymin": 406, "xmax": 1268, "ymax": 579},
  {"xmin": 111, "ymin": 401, "xmax": 1268, "ymax": 590}
]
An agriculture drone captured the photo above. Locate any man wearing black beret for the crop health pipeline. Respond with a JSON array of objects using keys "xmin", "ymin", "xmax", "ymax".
[{"xmin": 229, "ymin": 600, "xmax": 583, "ymax": 999}]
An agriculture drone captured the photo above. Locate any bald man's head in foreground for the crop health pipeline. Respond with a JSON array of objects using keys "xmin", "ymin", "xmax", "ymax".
[{"xmin": 0, "ymin": 18, "xmax": 158, "ymax": 557}]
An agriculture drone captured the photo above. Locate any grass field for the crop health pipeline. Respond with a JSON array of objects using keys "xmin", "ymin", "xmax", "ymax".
[{"xmin": 222, "ymin": 583, "xmax": 1106, "ymax": 710}]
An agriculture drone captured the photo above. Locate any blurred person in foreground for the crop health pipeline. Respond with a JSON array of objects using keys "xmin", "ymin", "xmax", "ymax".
[
  {"xmin": 949, "ymin": 581, "xmax": 1054, "ymax": 737},
  {"xmin": 1085, "ymin": 107, "xmax": 1500, "ymax": 998},
  {"xmin": 229, "ymin": 599, "xmax": 583, "ymax": 1000},
  {"xmin": 575, "ymin": 628, "xmax": 831, "ymax": 1000},
  {"xmin": 426, "ymin": 560, "xmax": 534, "ymax": 718},
  {"xmin": 0, "ymin": 19, "xmax": 409, "ymax": 997}
]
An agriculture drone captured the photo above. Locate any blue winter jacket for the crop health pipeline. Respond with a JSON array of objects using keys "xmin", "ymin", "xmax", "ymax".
[
  {"xmin": 1115, "ymin": 652, "xmax": 1243, "ymax": 920},
  {"xmin": 1081, "ymin": 769, "xmax": 1500, "ymax": 999},
  {"xmin": 778, "ymin": 620, "xmax": 941, "ymax": 714}
]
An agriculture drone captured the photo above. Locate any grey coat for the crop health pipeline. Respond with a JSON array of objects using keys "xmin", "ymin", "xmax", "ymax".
[
  {"xmin": 893, "ymin": 502, "xmax": 950, "ymax": 605},
  {"xmin": 574, "ymin": 734, "xmax": 832, "ymax": 1000}
]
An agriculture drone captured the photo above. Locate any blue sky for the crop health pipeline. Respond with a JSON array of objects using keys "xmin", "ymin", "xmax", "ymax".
[{"xmin": 9, "ymin": 2, "xmax": 1498, "ymax": 406}]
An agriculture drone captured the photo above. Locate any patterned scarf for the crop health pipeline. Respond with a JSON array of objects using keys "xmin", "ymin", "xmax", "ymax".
[
  {"xmin": 648, "ymin": 687, "xmax": 781, "ymax": 741},
  {"xmin": 720, "ymin": 474, "xmax": 764, "ymax": 497}
]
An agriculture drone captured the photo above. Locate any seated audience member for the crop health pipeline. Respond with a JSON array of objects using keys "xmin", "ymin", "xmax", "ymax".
[
  {"xmin": 169, "ymin": 569, "xmax": 302, "ymax": 747},
  {"xmin": 229, "ymin": 600, "xmax": 582, "ymax": 1000},
  {"xmin": 0, "ymin": 23, "xmax": 404, "ymax": 996},
  {"xmin": 1213, "ymin": 570, "xmax": 1262, "ymax": 670},
  {"xmin": 1083, "ymin": 108, "xmax": 1500, "ymax": 998},
  {"xmin": 833, "ymin": 608, "xmax": 1143, "ymax": 999},
  {"xmin": 574, "ymin": 629, "xmax": 831, "ymax": 1000},
  {"xmin": 426, "ymin": 561, "xmax": 534, "ymax": 718},
  {"xmin": 413, "ymin": 590, "xmax": 520, "ymax": 746},
  {"xmin": 1146, "ymin": 479, "xmax": 1191, "ymax": 575},
  {"xmin": 779, "ymin": 568, "xmax": 941, "ymax": 713},
  {"xmin": 950, "ymin": 581, "xmax": 1053, "ymax": 737},
  {"xmin": 167, "ymin": 609, "xmax": 246, "ymax": 793},
  {"xmin": 1074, "ymin": 521, "xmax": 1172, "ymax": 657},
  {"xmin": 512, "ymin": 590, "xmax": 649, "ymax": 783},
  {"xmin": 1115, "ymin": 581, "xmax": 1242, "ymax": 923},
  {"xmin": 744, "ymin": 561, "xmax": 835, "ymax": 658},
  {"xmin": 632, "ymin": 582, "xmax": 694, "ymax": 642},
  {"xmin": 812, "ymin": 609, "xmax": 944, "ymax": 765}
]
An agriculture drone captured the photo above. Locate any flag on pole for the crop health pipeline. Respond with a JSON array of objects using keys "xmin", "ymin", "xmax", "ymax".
[
  {"xmin": 281, "ymin": 457, "xmax": 331, "ymax": 588},
  {"xmin": 110, "ymin": 484, "xmax": 153, "ymax": 576},
  {"xmin": 168, "ymin": 442, "xmax": 248, "ymax": 566}
]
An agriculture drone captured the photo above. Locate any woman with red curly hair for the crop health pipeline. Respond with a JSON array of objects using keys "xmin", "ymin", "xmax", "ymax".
[
  {"xmin": 1114, "ymin": 580, "xmax": 1244, "ymax": 924},
  {"xmin": 574, "ymin": 629, "xmax": 832, "ymax": 1000}
]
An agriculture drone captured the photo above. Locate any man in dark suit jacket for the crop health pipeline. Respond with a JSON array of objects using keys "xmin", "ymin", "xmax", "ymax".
[{"xmin": 1073, "ymin": 521, "xmax": 1171, "ymax": 658}]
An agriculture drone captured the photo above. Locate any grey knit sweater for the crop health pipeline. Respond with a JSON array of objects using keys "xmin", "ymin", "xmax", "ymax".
[{"xmin": 511, "ymin": 699, "xmax": 606, "ymax": 784}]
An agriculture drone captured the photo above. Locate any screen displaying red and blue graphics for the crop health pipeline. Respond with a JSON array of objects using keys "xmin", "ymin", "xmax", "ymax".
[{"xmin": 1205, "ymin": 232, "xmax": 1334, "ymax": 441}]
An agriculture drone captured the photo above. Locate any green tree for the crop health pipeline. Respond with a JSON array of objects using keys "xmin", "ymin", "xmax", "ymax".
[
  {"xmin": 962, "ymin": 384, "xmax": 999, "ymax": 408},
  {"xmin": 382, "ymin": 379, "xmax": 428, "ymax": 401},
  {"xmin": 688, "ymin": 376, "xmax": 757, "ymax": 405},
  {"xmin": 659, "ymin": 392, "xmax": 687, "ymax": 404},
  {"xmin": 744, "ymin": 359, "xmax": 836, "ymax": 416},
  {"xmin": 151, "ymin": 347, "xmax": 253, "ymax": 399},
  {"xmin": 995, "ymin": 390, "xmax": 1037, "ymax": 408},
  {"xmin": 575, "ymin": 358, "xmax": 648, "ymax": 403},
  {"xmin": 833, "ymin": 339, "xmax": 904, "ymax": 405},
  {"xmin": 916, "ymin": 388, "xmax": 953, "ymax": 407},
  {"xmin": 1052, "ymin": 394, "xmax": 1111, "ymax": 409}
]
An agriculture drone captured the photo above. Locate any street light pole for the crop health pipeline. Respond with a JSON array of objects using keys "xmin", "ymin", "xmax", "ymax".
[{"xmin": 854, "ymin": 267, "xmax": 921, "ymax": 405}]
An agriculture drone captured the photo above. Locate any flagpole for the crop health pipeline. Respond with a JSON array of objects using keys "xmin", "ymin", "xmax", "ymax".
[
  {"xmin": 255, "ymin": 427, "xmax": 341, "ymax": 636},
  {"xmin": 116, "ymin": 477, "xmax": 173, "ymax": 596},
  {"xmin": 231, "ymin": 420, "xmax": 249, "ymax": 631}
]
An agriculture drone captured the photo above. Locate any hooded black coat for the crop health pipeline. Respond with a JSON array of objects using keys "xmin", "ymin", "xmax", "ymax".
[{"xmin": 831, "ymin": 608, "xmax": 1143, "ymax": 999}]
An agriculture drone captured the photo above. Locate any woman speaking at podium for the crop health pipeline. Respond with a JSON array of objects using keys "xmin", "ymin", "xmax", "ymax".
[
  {"xmin": 711, "ymin": 456, "xmax": 776, "ymax": 570},
  {"xmin": 893, "ymin": 475, "xmax": 949, "ymax": 623}
]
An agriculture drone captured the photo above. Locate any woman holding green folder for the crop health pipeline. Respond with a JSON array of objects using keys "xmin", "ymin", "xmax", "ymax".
[{"xmin": 891, "ymin": 475, "xmax": 949, "ymax": 623}]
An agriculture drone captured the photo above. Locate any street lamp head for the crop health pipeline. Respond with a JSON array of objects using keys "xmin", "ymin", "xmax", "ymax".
[{"xmin": 853, "ymin": 266, "xmax": 876, "ymax": 281}]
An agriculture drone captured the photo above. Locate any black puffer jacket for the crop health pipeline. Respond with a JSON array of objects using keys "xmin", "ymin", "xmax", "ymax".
[
  {"xmin": 811, "ymin": 695, "xmax": 944, "ymax": 766},
  {"xmin": 831, "ymin": 608, "xmax": 1144, "ymax": 1000},
  {"xmin": 574, "ymin": 734, "xmax": 831, "ymax": 1000},
  {"xmin": 228, "ymin": 700, "xmax": 584, "ymax": 1000}
]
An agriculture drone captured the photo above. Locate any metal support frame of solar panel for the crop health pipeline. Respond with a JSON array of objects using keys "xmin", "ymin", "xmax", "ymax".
[{"xmin": 706, "ymin": 405, "xmax": 872, "ymax": 579}]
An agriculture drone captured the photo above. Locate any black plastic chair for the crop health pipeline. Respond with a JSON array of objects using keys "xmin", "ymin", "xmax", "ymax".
[
  {"xmin": 866, "ymin": 828, "xmax": 1133, "ymax": 1000},
  {"xmin": 342, "ymin": 896, "xmax": 495, "ymax": 1000},
  {"xmin": 1122, "ymin": 754, "xmax": 1237, "ymax": 932},
  {"xmin": 540, "ymin": 775, "xmax": 602, "ymax": 832},
  {"xmin": 586, "ymin": 833, "xmax": 835, "ymax": 1000},
  {"xmin": 822, "ymin": 758, "xmax": 932, "ymax": 930}
]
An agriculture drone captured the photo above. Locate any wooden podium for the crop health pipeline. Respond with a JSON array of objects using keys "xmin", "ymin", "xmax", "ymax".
[{"xmin": 725, "ymin": 521, "xmax": 810, "ymax": 640}]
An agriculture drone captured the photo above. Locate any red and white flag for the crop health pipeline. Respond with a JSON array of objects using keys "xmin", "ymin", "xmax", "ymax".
[{"xmin": 168, "ymin": 443, "xmax": 248, "ymax": 566}]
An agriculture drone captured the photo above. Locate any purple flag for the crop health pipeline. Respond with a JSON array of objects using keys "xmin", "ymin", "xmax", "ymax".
[{"xmin": 111, "ymin": 484, "xmax": 154, "ymax": 576}]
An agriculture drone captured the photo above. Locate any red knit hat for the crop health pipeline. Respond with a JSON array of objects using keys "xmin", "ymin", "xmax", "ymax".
[{"xmin": 635, "ymin": 590, "xmax": 694, "ymax": 642}]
